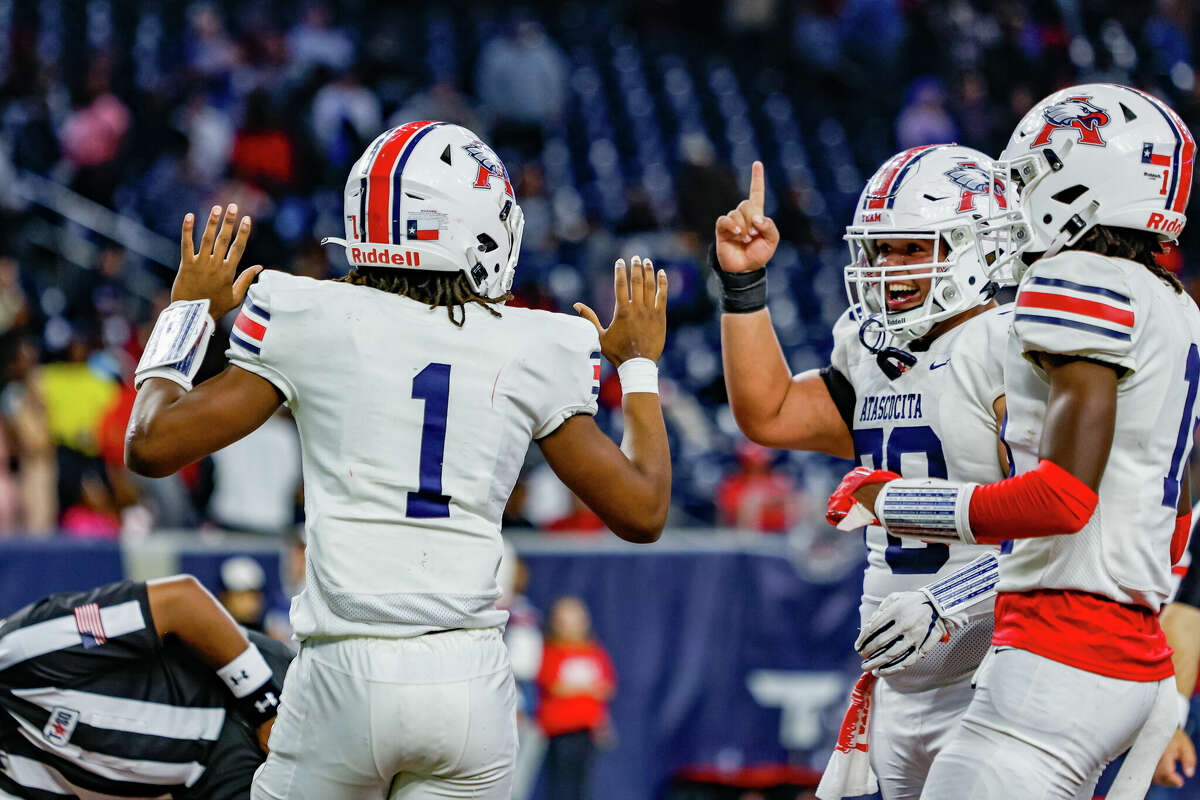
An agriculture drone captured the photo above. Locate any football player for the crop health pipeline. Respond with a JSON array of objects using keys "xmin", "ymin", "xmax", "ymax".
[
  {"xmin": 715, "ymin": 147, "xmax": 1019, "ymax": 799},
  {"xmin": 827, "ymin": 83, "xmax": 1200, "ymax": 799},
  {"xmin": 123, "ymin": 122, "xmax": 672, "ymax": 799}
]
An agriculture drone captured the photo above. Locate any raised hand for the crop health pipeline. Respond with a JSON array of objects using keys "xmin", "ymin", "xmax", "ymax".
[
  {"xmin": 574, "ymin": 256, "xmax": 668, "ymax": 366},
  {"xmin": 173, "ymin": 204, "xmax": 262, "ymax": 319},
  {"xmin": 714, "ymin": 161, "xmax": 780, "ymax": 273}
]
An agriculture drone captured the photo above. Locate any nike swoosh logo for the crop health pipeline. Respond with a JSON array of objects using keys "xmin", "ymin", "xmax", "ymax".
[{"xmin": 930, "ymin": 359, "xmax": 951, "ymax": 370}]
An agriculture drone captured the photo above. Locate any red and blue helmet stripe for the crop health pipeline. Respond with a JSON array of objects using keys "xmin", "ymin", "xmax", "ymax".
[
  {"xmin": 361, "ymin": 121, "xmax": 448, "ymax": 245},
  {"xmin": 1130, "ymin": 88, "xmax": 1195, "ymax": 214},
  {"xmin": 862, "ymin": 144, "xmax": 944, "ymax": 210}
]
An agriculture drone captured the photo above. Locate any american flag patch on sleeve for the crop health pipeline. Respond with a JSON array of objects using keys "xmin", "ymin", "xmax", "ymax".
[
  {"xmin": 1015, "ymin": 276, "xmax": 1134, "ymax": 342},
  {"xmin": 74, "ymin": 603, "xmax": 107, "ymax": 648},
  {"xmin": 230, "ymin": 300, "xmax": 271, "ymax": 356},
  {"xmin": 590, "ymin": 351, "xmax": 601, "ymax": 395}
]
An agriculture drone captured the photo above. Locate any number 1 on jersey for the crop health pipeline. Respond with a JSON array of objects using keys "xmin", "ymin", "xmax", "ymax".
[
  {"xmin": 1163, "ymin": 343, "xmax": 1200, "ymax": 509},
  {"xmin": 406, "ymin": 362, "xmax": 452, "ymax": 518}
]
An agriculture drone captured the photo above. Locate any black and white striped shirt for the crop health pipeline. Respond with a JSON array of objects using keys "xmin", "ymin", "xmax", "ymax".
[{"xmin": 0, "ymin": 581, "xmax": 290, "ymax": 799}]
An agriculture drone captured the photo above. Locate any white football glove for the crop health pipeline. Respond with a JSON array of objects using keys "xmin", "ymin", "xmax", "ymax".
[
  {"xmin": 855, "ymin": 590, "xmax": 949, "ymax": 675},
  {"xmin": 855, "ymin": 551, "xmax": 1000, "ymax": 676}
]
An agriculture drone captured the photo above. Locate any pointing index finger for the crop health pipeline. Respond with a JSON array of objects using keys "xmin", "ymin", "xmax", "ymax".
[{"xmin": 749, "ymin": 161, "xmax": 765, "ymax": 212}]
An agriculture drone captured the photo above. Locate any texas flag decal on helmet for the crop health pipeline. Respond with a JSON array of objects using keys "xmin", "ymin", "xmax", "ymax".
[{"xmin": 407, "ymin": 210, "xmax": 447, "ymax": 241}]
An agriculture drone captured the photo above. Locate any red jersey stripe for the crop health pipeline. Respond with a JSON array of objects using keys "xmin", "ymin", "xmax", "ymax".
[
  {"xmin": 1017, "ymin": 290, "xmax": 1134, "ymax": 327},
  {"xmin": 364, "ymin": 121, "xmax": 436, "ymax": 244},
  {"xmin": 234, "ymin": 311, "xmax": 267, "ymax": 341}
]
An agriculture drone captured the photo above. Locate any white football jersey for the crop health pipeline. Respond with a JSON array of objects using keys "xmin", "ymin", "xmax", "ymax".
[
  {"xmin": 831, "ymin": 304, "xmax": 1009, "ymax": 689},
  {"xmin": 1000, "ymin": 252, "xmax": 1200, "ymax": 611},
  {"xmin": 227, "ymin": 271, "xmax": 601, "ymax": 639}
]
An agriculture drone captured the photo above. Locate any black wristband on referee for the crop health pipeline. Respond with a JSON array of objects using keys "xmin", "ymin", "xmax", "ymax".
[
  {"xmin": 235, "ymin": 677, "xmax": 283, "ymax": 727},
  {"xmin": 707, "ymin": 243, "xmax": 767, "ymax": 313}
]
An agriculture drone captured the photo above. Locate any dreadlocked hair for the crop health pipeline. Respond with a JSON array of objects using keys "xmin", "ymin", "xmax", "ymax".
[
  {"xmin": 1065, "ymin": 225, "xmax": 1183, "ymax": 294},
  {"xmin": 337, "ymin": 268, "xmax": 512, "ymax": 327}
]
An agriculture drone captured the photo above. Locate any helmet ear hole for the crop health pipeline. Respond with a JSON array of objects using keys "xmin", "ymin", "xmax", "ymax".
[
  {"xmin": 476, "ymin": 234, "xmax": 499, "ymax": 253},
  {"xmin": 1051, "ymin": 185, "xmax": 1088, "ymax": 205}
]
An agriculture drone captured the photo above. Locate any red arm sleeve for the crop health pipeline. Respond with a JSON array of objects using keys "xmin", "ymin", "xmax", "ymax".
[{"xmin": 968, "ymin": 459, "xmax": 1098, "ymax": 545}]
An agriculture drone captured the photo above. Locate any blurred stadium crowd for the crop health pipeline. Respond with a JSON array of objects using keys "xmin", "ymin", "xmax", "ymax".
[{"xmin": 0, "ymin": 0, "xmax": 1197, "ymax": 538}]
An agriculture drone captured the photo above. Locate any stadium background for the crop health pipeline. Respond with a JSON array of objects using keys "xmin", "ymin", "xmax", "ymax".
[{"xmin": 0, "ymin": 0, "xmax": 1198, "ymax": 797}]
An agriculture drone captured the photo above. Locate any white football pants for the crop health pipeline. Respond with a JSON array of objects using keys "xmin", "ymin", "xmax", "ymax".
[
  {"xmin": 920, "ymin": 647, "xmax": 1166, "ymax": 800},
  {"xmin": 252, "ymin": 628, "xmax": 516, "ymax": 800},
  {"xmin": 869, "ymin": 673, "xmax": 975, "ymax": 800}
]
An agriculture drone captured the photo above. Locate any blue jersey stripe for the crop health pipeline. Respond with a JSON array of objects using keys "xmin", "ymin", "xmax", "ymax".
[
  {"xmin": 229, "ymin": 329, "xmax": 262, "ymax": 355},
  {"xmin": 1028, "ymin": 277, "xmax": 1131, "ymax": 304},
  {"xmin": 1014, "ymin": 313, "xmax": 1132, "ymax": 341},
  {"xmin": 244, "ymin": 300, "xmax": 271, "ymax": 321}
]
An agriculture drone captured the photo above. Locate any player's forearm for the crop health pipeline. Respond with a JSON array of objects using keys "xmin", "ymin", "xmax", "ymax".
[
  {"xmin": 1163, "ymin": 602, "xmax": 1200, "ymax": 698},
  {"xmin": 616, "ymin": 392, "xmax": 671, "ymax": 541},
  {"xmin": 720, "ymin": 310, "xmax": 795, "ymax": 441},
  {"xmin": 720, "ymin": 312, "xmax": 852, "ymax": 456},
  {"xmin": 126, "ymin": 366, "xmax": 282, "ymax": 478}
]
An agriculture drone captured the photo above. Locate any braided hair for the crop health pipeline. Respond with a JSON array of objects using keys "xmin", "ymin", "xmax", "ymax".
[
  {"xmin": 337, "ymin": 267, "xmax": 511, "ymax": 327},
  {"xmin": 1064, "ymin": 225, "xmax": 1183, "ymax": 294}
]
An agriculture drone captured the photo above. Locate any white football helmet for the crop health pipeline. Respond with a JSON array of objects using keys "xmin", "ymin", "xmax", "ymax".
[
  {"xmin": 844, "ymin": 143, "xmax": 1025, "ymax": 344},
  {"xmin": 322, "ymin": 121, "xmax": 525, "ymax": 298},
  {"xmin": 993, "ymin": 83, "xmax": 1194, "ymax": 280}
]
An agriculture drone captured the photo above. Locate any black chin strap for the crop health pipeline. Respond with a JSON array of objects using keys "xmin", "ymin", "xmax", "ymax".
[
  {"xmin": 858, "ymin": 316, "xmax": 918, "ymax": 380},
  {"xmin": 876, "ymin": 347, "xmax": 918, "ymax": 380}
]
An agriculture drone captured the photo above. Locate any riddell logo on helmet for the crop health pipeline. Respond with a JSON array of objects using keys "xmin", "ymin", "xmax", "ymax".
[
  {"xmin": 1031, "ymin": 96, "xmax": 1110, "ymax": 148},
  {"xmin": 1147, "ymin": 212, "xmax": 1183, "ymax": 235},
  {"xmin": 349, "ymin": 246, "xmax": 421, "ymax": 267}
]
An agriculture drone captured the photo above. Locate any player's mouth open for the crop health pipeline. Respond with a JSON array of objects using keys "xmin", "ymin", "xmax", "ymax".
[{"xmin": 886, "ymin": 282, "xmax": 922, "ymax": 310}]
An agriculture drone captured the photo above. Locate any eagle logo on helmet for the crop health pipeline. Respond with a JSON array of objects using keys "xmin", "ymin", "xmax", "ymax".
[
  {"xmin": 1031, "ymin": 96, "xmax": 1111, "ymax": 148},
  {"xmin": 463, "ymin": 141, "xmax": 514, "ymax": 197},
  {"xmin": 944, "ymin": 161, "xmax": 1007, "ymax": 213}
]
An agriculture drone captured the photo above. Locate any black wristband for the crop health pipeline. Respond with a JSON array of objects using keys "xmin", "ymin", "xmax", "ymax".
[
  {"xmin": 719, "ymin": 268, "xmax": 767, "ymax": 313},
  {"xmin": 235, "ymin": 678, "xmax": 283, "ymax": 727},
  {"xmin": 707, "ymin": 243, "xmax": 767, "ymax": 313}
]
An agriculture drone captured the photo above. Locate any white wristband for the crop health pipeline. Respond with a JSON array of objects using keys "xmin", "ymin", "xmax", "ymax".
[
  {"xmin": 875, "ymin": 479, "xmax": 978, "ymax": 545},
  {"xmin": 617, "ymin": 357, "xmax": 659, "ymax": 395},
  {"xmin": 1179, "ymin": 691, "xmax": 1192, "ymax": 728},
  {"xmin": 217, "ymin": 644, "xmax": 273, "ymax": 698},
  {"xmin": 135, "ymin": 300, "xmax": 215, "ymax": 391}
]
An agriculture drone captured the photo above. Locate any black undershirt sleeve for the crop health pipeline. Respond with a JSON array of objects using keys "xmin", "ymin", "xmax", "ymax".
[{"xmin": 819, "ymin": 365, "xmax": 856, "ymax": 433}]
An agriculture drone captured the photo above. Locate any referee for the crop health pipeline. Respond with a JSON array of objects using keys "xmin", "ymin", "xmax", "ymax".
[
  {"xmin": 0, "ymin": 575, "xmax": 292, "ymax": 799},
  {"xmin": 1154, "ymin": 512, "xmax": 1200, "ymax": 789}
]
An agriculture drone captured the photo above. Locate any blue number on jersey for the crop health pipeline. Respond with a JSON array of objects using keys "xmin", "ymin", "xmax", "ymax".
[
  {"xmin": 1164, "ymin": 343, "xmax": 1200, "ymax": 509},
  {"xmin": 406, "ymin": 362, "xmax": 453, "ymax": 518},
  {"xmin": 853, "ymin": 424, "xmax": 951, "ymax": 574}
]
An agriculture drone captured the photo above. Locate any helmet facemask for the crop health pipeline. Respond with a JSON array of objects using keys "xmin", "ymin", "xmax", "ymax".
[{"xmin": 843, "ymin": 212, "xmax": 1013, "ymax": 344}]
